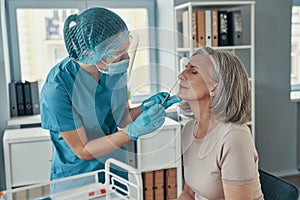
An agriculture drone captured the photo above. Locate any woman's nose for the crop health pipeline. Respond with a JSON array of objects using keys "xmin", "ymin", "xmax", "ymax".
[{"xmin": 178, "ymin": 71, "xmax": 186, "ymax": 81}]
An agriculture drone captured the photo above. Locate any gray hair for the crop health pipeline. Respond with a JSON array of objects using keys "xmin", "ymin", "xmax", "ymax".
[{"xmin": 181, "ymin": 47, "xmax": 251, "ymax": 124}]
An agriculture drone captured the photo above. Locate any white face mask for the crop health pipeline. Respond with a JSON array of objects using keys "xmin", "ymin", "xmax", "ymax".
[{"xmin": 96, "ymin": 59, "xmax": 130, "ymax": 75}]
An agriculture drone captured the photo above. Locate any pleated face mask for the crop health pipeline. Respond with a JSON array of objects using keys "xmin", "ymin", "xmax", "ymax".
[{"xmin": 96, "ymin": 59, "xmax": 130, "ymax": 76}]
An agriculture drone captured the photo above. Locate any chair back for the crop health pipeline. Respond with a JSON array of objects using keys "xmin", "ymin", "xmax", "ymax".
[{"xmin": 259, "ymin": 169, "xmax": 299, "ymax": 200}]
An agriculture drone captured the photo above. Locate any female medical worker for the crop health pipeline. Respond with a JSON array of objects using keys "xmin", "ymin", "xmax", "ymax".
[{"xmin": 40, "ymin": 7, "xmax": 181, "ymax": 192}]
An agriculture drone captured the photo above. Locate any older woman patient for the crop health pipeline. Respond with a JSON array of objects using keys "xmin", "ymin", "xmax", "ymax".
[{"xmin": 178, "ymin": 47, "xmax": 264, "ymax": 200}]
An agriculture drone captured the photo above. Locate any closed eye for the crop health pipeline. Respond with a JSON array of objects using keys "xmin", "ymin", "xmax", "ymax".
[{"xmin": 190, "ymin": 65, "xmax": 199, "ymax": 74}]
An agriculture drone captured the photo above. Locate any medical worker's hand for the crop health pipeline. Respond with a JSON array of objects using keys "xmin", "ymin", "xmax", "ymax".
[
  {"xmin": 127, "ymin": 104, "xmax": 165, "ymax": 141},
  {"xmin": 141, "ymin": 92, "xmax": 182, "ymax": 111}
]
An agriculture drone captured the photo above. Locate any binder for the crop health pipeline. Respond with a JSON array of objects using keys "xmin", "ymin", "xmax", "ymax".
[
  {"xmin": 205, "ymin": 10, "xmax": 212, "ymax": 47},
  {"xmin": 228, "ymin": 10, "xmax": 243, "ymax": 45},
  {"xmin": 29, "ymin": 81, "xmax": 40, "ymax": 115},
  {"xmin": 23, "ymin": 81, "xmax": 33, "ymax": 115},
  {"xmin": 142, "ymin": 171, "xmax": 154, "ymax": 200},
  {"xmin": 211, "ymin": 10, "xmax": 219, "ymax": 47},
  {"xmin": 182, "ymin": 10, "xmax": 189, "ymax": 48},
  {"xmin": 9, "ymin": 81, "xmax": 18, "ymax": 117},
  {"xmin": 192, "ymin": 11, "xmax": 198, "ymax": 47},
  {"xmin": 177, "ymin": 20, "xmax": 183, "ymax": 48},
  {"xmin": 165, "ymin": 168, "xmax": 177, "ymax": 200},
  {"xmin": 196, "ymin": 10, "xmax": 206, "ymax": 47},
  {"xmin": 218, "ymin": 10, "xmax": 229, "ymax": 46},
  {"xmin": 15, "ymin": 82, "xmax": 25, "ymax": 116},
  {"xmin": 154, "ymin": 170, "xmax": 164, "ymax": 200}
]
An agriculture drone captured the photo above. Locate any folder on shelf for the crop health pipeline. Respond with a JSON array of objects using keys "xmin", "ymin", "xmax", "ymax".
[
  {"xmin": 154, "ymin": 170, "xmax": 165, "ymax": 200},
  {"xmin": 23, "ymin": 81, "xmax": 33, "ymax": 115},
  {"xmin": 205, "ymin": 10, "xmax": 212, "ymax": 47},
  {"xmin": 9, "ymin": 81, "xmax": 18, "ymax": 117},
  {"xmin": 15, "ymin": 81, "xmax": 25, "ymax": 116},
  {"xmin": 142, "ymin": 171, "xmax": 154, "ymax": 200},
  {"xmin": 29, "ymin": 81, "xmax": 40, "ymax": 115},
  {"xmin": 23, "ymin": 81, "xmax": 40, "ymax": 115},
  {"xmin": 165, "ymin": 168, "xmax": 177, "ymax": 200},
  {"xmin": 196, "ymin": 10, "xmax": 206, "ymax": 47},
  {"xmin": 192, "ymin": 11, "xmax": 198, "ymax": 47},
  {"xmin": 211, "ymin": 9, "xmax": 219, "ymax": 47},
  {"xmin": 228, "ymin": 9, "xmax": 243, "ymax": 45},
  {"xmin": 176, "ymin": 18, "xmax": 184, "ymax": 48},
  {"xmin": 182, "ymin": 10, "xmax": 189, "ymax": 48},
  {"xmin": 218, "ymin": 10, "xmax": 229, "ymax": 46}
]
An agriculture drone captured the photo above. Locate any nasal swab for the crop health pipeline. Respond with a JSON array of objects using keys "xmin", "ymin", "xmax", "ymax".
[
  {"xmin": 160, "ymin": 79, "xmax": 180, "ymax": 106},
  {"xmin": 143, "ymin": 79, "xmax": 180, "ymax": 108}
]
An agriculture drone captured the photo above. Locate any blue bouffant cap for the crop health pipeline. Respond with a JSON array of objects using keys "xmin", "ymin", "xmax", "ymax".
[{"xmin": 63, "ymin": 7, "xmax": 129, "ymax": 65}]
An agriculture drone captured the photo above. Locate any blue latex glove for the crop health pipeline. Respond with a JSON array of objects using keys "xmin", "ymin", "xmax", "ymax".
[
  {"xmin": 127, "ymin": 104, "xmax": 165, "ymax": 141},
  {"xmin": 141, "ymin": 92, "xmax": 182, "ymax": 111}
]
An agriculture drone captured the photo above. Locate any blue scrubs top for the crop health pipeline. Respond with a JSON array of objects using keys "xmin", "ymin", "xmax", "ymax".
[{"xmin": 40, "ymin": 57, "xmax": 128, "ymax": 180}]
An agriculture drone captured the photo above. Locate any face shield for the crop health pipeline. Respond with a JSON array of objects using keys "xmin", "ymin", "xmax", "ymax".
[
  {"xmin": 98, "ymin": 31, "xmax": 139, "ymax": 81},
  {"xmin": 96, "ymin": 32, "xmax": 139, "ymax": 91},
  {"xmin": 127, "ymin": 32, "xmax": 139, "ymax": 80}
]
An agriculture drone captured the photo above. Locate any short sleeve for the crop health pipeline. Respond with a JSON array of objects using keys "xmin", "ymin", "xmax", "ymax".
[
  {"xmin": 219, "ymin": 129, "xmax": 258, "ymax": 185},
  {"xmin": 40, "ymin": 82, "xmax": 82, "ymax": 132}
]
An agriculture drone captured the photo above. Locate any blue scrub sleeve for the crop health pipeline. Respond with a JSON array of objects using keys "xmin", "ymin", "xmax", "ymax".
[{"xmin": 40, "ymin": 82, "xmax": 82, "ymax": 132}]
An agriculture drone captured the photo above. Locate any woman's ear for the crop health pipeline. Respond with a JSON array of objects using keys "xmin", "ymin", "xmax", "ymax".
[{"xmin": 209, "ymin": 83, "xmax": 219, "ymax": 97}]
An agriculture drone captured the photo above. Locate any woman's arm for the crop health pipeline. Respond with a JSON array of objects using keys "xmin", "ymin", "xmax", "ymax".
[
  {"xmin": 60, "ymin": 126, "xmax": 131, "ymax": 160},
  {"xmin": 223, "ymin": 183, "xmax": 254, "ymax": 200},
  {"xmin": 61, "ymin": 100, "xmax": 166, "ymax": 160},
  {"xmin": 60, "ymin": 102, "xmax": 162, "ymax": 160},
  {"xmin": 178, "ymin": 183, "xmax": 195, "ymax": 200},
  {"xmin": 119, "ymin": 102, "xmax": 142, "ymax": 128}
]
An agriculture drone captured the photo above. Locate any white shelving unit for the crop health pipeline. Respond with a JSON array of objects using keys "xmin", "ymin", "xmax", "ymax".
[
  {"xmin": 174, "ymin": 1, "xmax": 256, "ymax": 140},
  {"xmin": 7, "ymin": 114, "xmax": 41, "ymax": 126}
]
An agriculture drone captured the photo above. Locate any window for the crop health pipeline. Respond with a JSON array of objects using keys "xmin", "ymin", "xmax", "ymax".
[
  {"xmin": 16, "ymin": 9, "xmax": 78, "ymax": 83},
  {"xmin": 6, "ymin": 0, "xmax": 156, "ymax": 101},
  {"xmin": 291, "ymin": 3, "xmax": 300, "ymax": 100}
]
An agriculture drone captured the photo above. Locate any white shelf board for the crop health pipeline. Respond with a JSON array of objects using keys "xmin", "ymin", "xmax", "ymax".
[
  {"xmin": 291, "ymin": 91, "xmax": 300, "ymax": 102},
  {"xmin": 175, "ymin": 1, "xmax": 255, "ymax": 10},
  {"xmin": 7, "ymin": 114, "xmax": 41, "ymax": 126},
  {"xmin": 176, "ymin": 45, "xmax": 252, "ymax": 52}
]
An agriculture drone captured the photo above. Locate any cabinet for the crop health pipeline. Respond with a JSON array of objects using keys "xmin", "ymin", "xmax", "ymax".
[
  {"xmin": 138, "ymin": 117, "xmax": 182, "ymax": 198},
  {"xmin": 126, "ymin": 117, "xmax": 182, "ymax": 199},
  {"xmin": 3, "ymin": 127, "xmax": 52, "ymax": 190},
  {"xmin": 3, "ymin": 118, "xmax": 182, "ymax": 199},
  {"xmin": 174, "ymin": 1, "xmax": 256, "ymax": 140}
]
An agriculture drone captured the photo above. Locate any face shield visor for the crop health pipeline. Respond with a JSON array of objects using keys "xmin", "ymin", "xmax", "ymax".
[
  {"xmin": 95, "ymin": 32, "xmax": 139, "ymax": 91},
  {"xmin": 96, "ymin": 32, "xmax": 139, "ymax": 81}
]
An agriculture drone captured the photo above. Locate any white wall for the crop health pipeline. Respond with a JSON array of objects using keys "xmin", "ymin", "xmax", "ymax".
[{"xmin": 255, "ymin": 0, "xmax": 299, "ymax": 176}]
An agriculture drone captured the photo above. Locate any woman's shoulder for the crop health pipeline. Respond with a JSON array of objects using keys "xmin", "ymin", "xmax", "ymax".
[
  {"xmin": 45, "ymin": 57, "xmax": 77, "ymax": 83},
  {"xmin": 222, "ymin": 123, "xmax": 251, "ymax": 137},
  {"xmin": 45, "ymin": 59, "xmax": 81, "ymax": 90},
  {"xmin": 220, "ymin": 123, "xmax": 254, "ymax": 148}
]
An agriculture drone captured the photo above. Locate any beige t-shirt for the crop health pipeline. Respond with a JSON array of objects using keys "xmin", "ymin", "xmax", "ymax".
[{"xmin": 182, "ymin": 120, "xmax": 264, "ymax": 200}]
